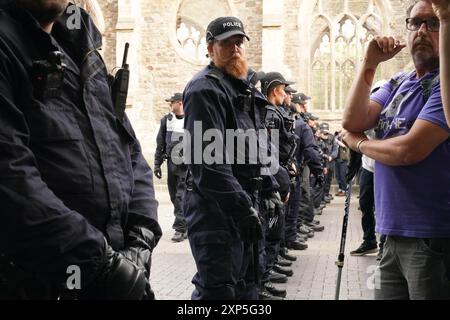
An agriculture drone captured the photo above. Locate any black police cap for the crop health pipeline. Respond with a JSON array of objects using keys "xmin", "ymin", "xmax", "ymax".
[
  {"xmin": 320, "ymin": 123, "xmax": 330, "ymax": 133},
  {"xmin": 298, "ymin": 93, "xmax": 311, "ymax": 104},
  {"xmin": 292, "ymin": 93, "xmax": 302, "ymax": 104},
  {"xmin": 165, "ymin": 92, "xmax": 183, "ymax": 102},
  {"xmin": 247, "ymin": 69, "xmax": 266, "ymax": 86},
  {"xmin": 260, "ymin": 72, "xmax": 294, "ymax": 95},
  {"xmin": 206, "ymin": 17, "xmax": 250, "ymax": 42},
  {"xmin": 285, "ymin": 86, "xmax": 297, "ymax": 94},
  {"xmin": 304, "ymin": 112, "xmax": 319, "ymax": 121}
]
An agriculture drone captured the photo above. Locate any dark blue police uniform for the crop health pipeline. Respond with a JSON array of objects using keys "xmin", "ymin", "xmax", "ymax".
[
  {"xmin": 261, "ymin": 104, "xmax": 297, "ymax": 279},
  {"xmin": 285, "ymin": 118, "xmax": 323, "ymax": 243},
  {"xmin": 183, "ymin": 62, "xmax": 267, "ymax": 300},
  {"xmin": 0, "ymin": 2, "xmax": 161, "ymax": 296}
]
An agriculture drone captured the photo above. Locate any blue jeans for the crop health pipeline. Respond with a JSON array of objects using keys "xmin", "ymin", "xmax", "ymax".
[{"xmin": 334, "ymin": 159, "xmax": 348, "ymax": 191}]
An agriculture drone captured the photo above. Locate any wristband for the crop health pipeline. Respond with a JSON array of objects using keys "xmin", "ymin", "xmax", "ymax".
[{"xmin": 356, "ymin": 138, "xmax": 368, "ymax": 154}]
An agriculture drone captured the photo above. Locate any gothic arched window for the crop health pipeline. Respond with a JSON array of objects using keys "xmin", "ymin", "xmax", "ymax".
[
  {"xmin": 309, "ymin": 0, "xmax": 384, "ymax": 112},
  {"xmin": 173, "ymin": 0, "xmax": 235, "ymax": 65}
]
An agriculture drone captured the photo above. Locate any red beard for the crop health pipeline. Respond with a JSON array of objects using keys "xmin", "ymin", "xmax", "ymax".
[{"xmin": 220, "ymin": 56, "xmax": 248, "ymax": 80}]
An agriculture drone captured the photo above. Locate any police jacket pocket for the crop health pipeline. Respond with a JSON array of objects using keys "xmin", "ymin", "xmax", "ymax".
[
  {"xmin": 27, "ymin": 105, "xmax": 94, "ymax": 195},
  {"xmin": 190, "ymin": 230, "xmax": 232, "ymax": 246}
]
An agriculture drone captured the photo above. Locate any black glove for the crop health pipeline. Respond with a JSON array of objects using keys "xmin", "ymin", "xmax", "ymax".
[
  {"xmin": 314, "ymin": 173, "xmax": 325, "ymax": 187},
  {"xmin": 262, "ymin": 192, "xmax": 283, "ymax": 218},
  {"xmin": 120, "ymin": 226, "xmax": 156, "ymax": 300},
  {"xmin": 83, "ymin": 242, "xmax": 147, "ymax": 300},
  {"xmin": 346, "ymin": 150, "xmax": 362, "ymax": 184},
  {"xmin": 154, "ymin": 166, "xmax": 162, "ymax": 179},
  {"xmin": 267, "ymin": 192, "xmax": 285, "ymax": 230},
  {"xmin": 120, "ymin": 246, "xmax": 154, "ymax": 300},
  {"xmin": 237, "ymin": 207, "xmax": 263, "ymax": 243}
]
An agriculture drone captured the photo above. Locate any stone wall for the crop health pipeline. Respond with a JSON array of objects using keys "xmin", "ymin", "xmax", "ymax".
[
  {"xmin": 95, "ymin": 0, "xmax": 417, "ymax": 162},
  {"xmin": 97, "ymin": 0, "xmax": 118, "ymax": 71}
]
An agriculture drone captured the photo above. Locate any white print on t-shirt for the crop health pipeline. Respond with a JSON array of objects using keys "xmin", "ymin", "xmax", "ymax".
[
  {"xmin": 378, "ymin": 87, "xmax": 415, "ymax": 136},
  {"xmin": 378, "ymin": 117, "xmax": 407, "ymax": 133}
]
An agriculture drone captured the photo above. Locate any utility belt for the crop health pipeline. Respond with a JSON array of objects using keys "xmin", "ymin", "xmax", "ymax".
[{"xmin": 185, "ymin": 170, "xmax": 263, "ymax": 195}]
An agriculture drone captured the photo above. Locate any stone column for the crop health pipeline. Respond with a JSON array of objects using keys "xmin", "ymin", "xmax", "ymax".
[{"xmin": 262, "ymin": 0, "xmax": 285, "ymax": 73}]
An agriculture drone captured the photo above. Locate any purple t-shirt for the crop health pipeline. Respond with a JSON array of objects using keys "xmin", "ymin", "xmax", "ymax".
[{"xmin": 371, "ymin": 70, "xmax": 450, "ymax": 238}]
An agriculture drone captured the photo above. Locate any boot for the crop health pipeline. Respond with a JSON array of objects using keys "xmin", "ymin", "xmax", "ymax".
[
  {"xmin": 264, "ymin": 282, "xmax": 287, "ymax": 298},
  {"xmin": 273, "ymin": 264, "xmax": 294, "ymax": 277}
]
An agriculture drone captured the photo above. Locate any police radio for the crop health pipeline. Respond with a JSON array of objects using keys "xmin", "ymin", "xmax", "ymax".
[
  {"xmin": 111, "ymin": 43, "xmax": 130, "ymax": 121},
  {"xmin": 31, "ymin": 51, "xmax": 66, "ymax": 99}
]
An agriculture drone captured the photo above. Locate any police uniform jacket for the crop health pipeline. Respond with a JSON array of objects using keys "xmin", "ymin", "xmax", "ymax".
[
  {"xmin": 183, "ymin": 63, "xmax": 278, "ymax": 234},
  {"xmin": 294, "ymin": 118, "xmax": 323, "ymax": 176},
  {"xmin": 264, "ymin": 105, "xmax": 298, "ymax": 165},
  {"xmin": 0, "ymin": 2, "xmax": 161, "ymax": 282}
]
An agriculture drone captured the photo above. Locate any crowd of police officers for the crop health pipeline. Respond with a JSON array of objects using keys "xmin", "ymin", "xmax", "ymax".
[{"xmin": 158, "ymin": 18, "xmax": 341, "ymax": 300}]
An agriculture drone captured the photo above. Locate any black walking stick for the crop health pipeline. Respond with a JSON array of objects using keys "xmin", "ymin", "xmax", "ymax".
[{"xmin": 335, "ymin": 150, "xmax": 361, "ymax": 300}]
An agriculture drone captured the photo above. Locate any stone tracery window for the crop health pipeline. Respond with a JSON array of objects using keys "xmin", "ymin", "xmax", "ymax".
[
  {"xmin": 174, "ymin": 0, "xmax": 234, "ymax": 65},
  {"xmin": 176, "ymin": 19, "xmax": 208, "ymax": 63},
  {"xmin": 310, "ymin": 2, "xmax": 383, "ymax": 112}
]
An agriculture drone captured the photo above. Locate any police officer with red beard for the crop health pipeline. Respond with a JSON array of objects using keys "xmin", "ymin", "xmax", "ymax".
[{"xmin": 183, "ymin": 17, "xmax": 274, "ymax": 300}]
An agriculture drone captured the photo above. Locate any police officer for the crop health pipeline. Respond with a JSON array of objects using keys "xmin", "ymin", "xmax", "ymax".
[
  {"xmin": 311, "ymin": 126, "xmax": 329, "ymax": 210},
  {"xmin": 260, "ymin": 72, "xmax": 298, "ymax": 185},
  {"xmin": 0, "ymin": 0, "xmax": 162, "ymax": 299},
  {"xmin": 319, "ymin": 123, "xmax": 338, "ymax": 204},
  {"xmin": 294, "ymin": 111, "xmax": 322, "ymax": 235},
  {"xmin": 154, "ymin": 93, "xmax": 187, "ymax": 242},
  {"xmin": 245, "ymin": 68, "xmax": 288, "ymax": 300},
  {"xmin": 259, "ymin": 72, "xmax": 299, "ymax": 283},
  {"xmin": 293, "ymin": 92, "xmax": 311, "ymax": 115},
  {"xmin": 285, "ymin": 100, "xmax": 325, "ymax": 250},
  {"xmin": 183, "ymin": 16, "xmax": 264, "ymax": 300},
  {"xmin": 283, "ymin": 85, "xmax": 296, "ymax": 115}
]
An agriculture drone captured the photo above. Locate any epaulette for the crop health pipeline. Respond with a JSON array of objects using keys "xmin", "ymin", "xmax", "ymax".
[
  {"xmin": 206, "ymin": 68, "xmax": 225, "ymax": 81},
  {"xmin": 265, "ymin": 105, "xmax": 277, "ymax": 112}
]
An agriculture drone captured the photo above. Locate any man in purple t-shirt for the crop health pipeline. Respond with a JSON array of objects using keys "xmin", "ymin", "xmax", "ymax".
[{"xmin": 342, "ymin": 0, "xmax": 450, "ymax": 300}]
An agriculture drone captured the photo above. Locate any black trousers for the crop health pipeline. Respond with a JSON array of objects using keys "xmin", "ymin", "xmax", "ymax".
[
  {"xmin": 298, "ymin": 166, "xmax": 314, "ymax": 223},
  {"xmin": 359, "ymin": 168, "xmax": 376, "ymax": 244},
  {"xmin": 167, "ymin": 161, "xmax": 187, "ymax": 233}
]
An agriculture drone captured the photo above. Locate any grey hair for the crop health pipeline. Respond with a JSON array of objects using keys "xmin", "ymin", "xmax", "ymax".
[{"xmin": 406, "ymin": 0, "xmax": 432, "ymax": 17}]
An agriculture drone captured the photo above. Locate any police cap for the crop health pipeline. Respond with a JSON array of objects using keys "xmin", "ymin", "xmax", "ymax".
[
  {"xmin": 292, "ymin": 93, "xmax": 302, "ymax": 104},
  {"xmin": 299, "ymin": 93, "xmax": 311, "ymax": 104},
  {"xmin": 320, "ymin": 123, "xmax": 330, "ymax": 133},
  {"xmin": 284, "ymin": 86, "xmax": 297, "ymax": 94},
  {"xmin": 261, "ymin": 72, "xmax": 294, "ymax": 95},
  {"xmin": 304, "ymin": 112, "xmax": 319, "ymax": 121},
  {"xmin": 165, "ymin": 92, "xmax": 183, "ymax": 102},
  {"xmin": 206, "ymin": 17, "xmax": 250, "ymax": 42}
]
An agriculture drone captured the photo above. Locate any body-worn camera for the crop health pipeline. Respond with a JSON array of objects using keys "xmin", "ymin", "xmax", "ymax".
[
  {"xmin": 236, "ymin": 89, "xmax": 254, "ymax": 112},
  {"xmin": 31, "ymin": 51, "xmax": 66, "ymax": 99}
]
